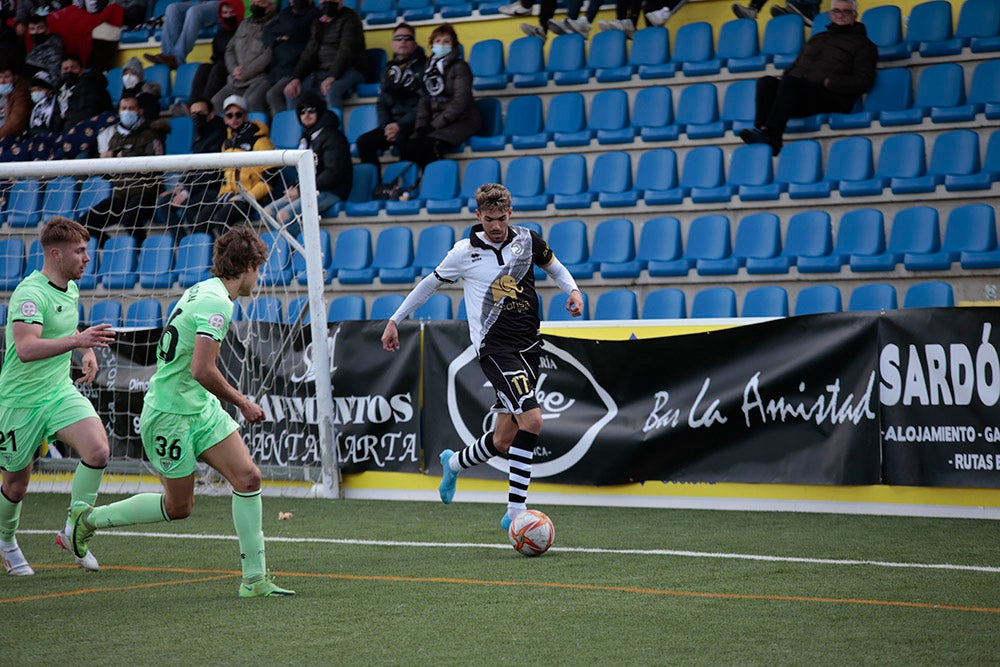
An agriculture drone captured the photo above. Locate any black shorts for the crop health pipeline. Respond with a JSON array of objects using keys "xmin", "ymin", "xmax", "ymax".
[{"xmin": 479, "ymin": 343, "xmax": 542, "ymax": 415}]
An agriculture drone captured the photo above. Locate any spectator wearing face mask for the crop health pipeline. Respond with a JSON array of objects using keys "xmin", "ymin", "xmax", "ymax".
[
  {"xmin": 188, "ymin": 0, "xmax": 244, "ymax": 108},
  {"xmin": 163, "ymin": 96, "xmax": 227, "ymax": 235},
  {"xmin": 121, "ymin": 55, "xmax": 162, "ymax": 121},
  {"xmin": 282, "ymin": 0, "xmax": 367, "ymax": 115},
  {"xmin": 48, "ymin": 53, "xmax": 115, "ymax": 158},
  {"xmin": 0, "ymin": 68, "xmax": 57, "ymax": 161},
  {"xmin": 262, "ymin": 0, "xmax": 318, "ymax": 118},
  {"xmin": 0, "ymin": 63, "xmax": 31, "ymax": 142},
  {"xmin": 79, "ymin": 95, "xmax": 166, "ymax": 244},
  {"xmin": 24, "ymin": 14, "xmax": 64, "ymax": 84},
  {"xmin": 210, "ymin": 0, "xmax": 277, "ymax": 115}
]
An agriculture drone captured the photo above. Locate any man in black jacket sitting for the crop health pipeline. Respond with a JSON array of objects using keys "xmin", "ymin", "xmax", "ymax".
[{"xmin": 739, "ymin": 0, "xmax": 876, "ymax": 156}]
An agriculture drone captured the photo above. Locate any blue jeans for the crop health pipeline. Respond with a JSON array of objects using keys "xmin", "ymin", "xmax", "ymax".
[
  {"xmin": 162, "ymin": 1, "xmax": 220, "ymax": 64},
  {"xmin": 264, "ymin": 190, "xmax": 339, "ymax": 237},
  {"xmin": 288, "ymin": 69, "xmax": 366, "ymax": 113}
]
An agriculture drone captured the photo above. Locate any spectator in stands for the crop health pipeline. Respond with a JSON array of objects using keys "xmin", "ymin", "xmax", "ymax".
[
  {"xmin": 0, "ymin": 63, "xmax": 30, "ymax": 144},
  {"xmin": 189, "ymin": 94, "xmax": 274, "ymax": 237},
  {"xmin": 401, "ymin": 23, "xmax": 479, "ymax": 169},
  {"xmin": 264, "ymin": 91, "xmax": 350, "ymax": 234},
  {"xmin": 121, "ymin": 55, "xmax": 162, "ymax": 120},
  {"xmin": 164, "ymin": 97, "xmax": 227, "ymax": 234},
  {"xmin": 210, "ymin": 0, "xmax": 276, "ymax": 115},
  {"xmin": 22, "ymin": 70, "xmax": 61, "ymax": 159},
  {"xmin": 78, "ymin": 94, "xmax": 165, "ymax": 244},
  {"xmin": 282, "ymin": 0, "xmax": 366, "ymax": 115},
  {"xmin": 732, "ymin": 0, "xmax": 820, "ymax": 26},
  {"xmin": 262, "ymin": 0, "xmax": 318, "ymax": 118},
  {"xmin": 25, "ymin": 14, "xmax": 64, "ymax": 83},
  {"xmin": 355, "ymin": 22, "xmax": 425, "ymax": 178},
  {"xmin": 509, "ymin": 0, "xmax": 602, "ymax": 38},
  {"xmin": 0, "ymin": 17, "xmax": 25, "ymax": 72},
  {"xmin": 740, "ymin": 0, "xmax": 876, "ymax": 156},
  {"xmin": 597, "ymin": 0, "xmax": 678, "ymax": 36},
  {"xmin": 188, "ymin": 0, "xmax": 244, "ymax": 109},
  {"xmin": 15, "ymin": 1, "xmax": 68, "ymax": 36},
  {"xmin": 144, "ymin": 0, "xmax": 220, "ymax": 70},
  {"xmin": 48, "ymin": 53, "xmax": 114, "ymax": 158},
  {"xmin": 46, "ymin": 0, "xmax": 124, "ymax": 72}
]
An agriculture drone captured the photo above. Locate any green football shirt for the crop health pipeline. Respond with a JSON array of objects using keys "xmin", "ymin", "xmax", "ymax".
[
  {"xmin": 146, "ymin": 277, "xmax": 234, "ymax": 415},
  {"xmin": 0, "ymin": 271, "xmax": 82, "ymax": 407}
]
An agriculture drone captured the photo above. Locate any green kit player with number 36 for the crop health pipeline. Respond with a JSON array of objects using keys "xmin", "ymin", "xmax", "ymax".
[{"xmin": 68, "ymin": 226, "xmax": 295, "ymax": 598}]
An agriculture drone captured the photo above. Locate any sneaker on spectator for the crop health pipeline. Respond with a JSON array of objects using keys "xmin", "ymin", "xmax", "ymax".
[
  {"xmin": 566, "ymin": 17, "xmax": 591, "ymax": 35},
  {"xmin": 521, "ymin": 22, "xmax": 546, "ymax": 38},
  {"xmin": 731, "ymin": 3, "xmax": 758, "ymax": 18},
  {"xmin": 771, "ymin": 1, "xmax": 815, "ymax": 26},
  {"xmin": 547, "ymin": 18, "xmax": 569, "ymax": 34},
  {"xmin": 645, "ymin": 6, "xmax": 671, "ymax": 26},
  {"xmin": 499, "ymin": 1, "xmax": 531, "ymax": 16},
  {"xmin": 600, "ymin": 18, "xmax": 635, "ymax": 37}
]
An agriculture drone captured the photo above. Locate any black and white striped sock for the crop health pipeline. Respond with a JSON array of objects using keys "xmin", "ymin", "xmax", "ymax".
[
  {"xmin": 455, "ymin": 433, "xmax": 499, "ymax": 470},
  {"xmin": 507, "ymin": 431, "xmax": 537, "ymax": 510}
]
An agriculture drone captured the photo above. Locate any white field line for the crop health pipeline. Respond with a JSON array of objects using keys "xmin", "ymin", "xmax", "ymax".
[{"xmin": 20, "ymin": 529, "xmax": 1000, "ymax": 574}]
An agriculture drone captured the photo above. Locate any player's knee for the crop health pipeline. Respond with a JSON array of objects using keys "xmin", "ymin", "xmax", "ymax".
[
  {"xmin": 163, "ymin": 497, "xmax": 193, "ymax": 520},
  {"xmin": 82, "ymin": 446, "xmax": 110, "ymax": 469},
  {"xmin": 232, "ymin": 467, "xmax": 261, "ymax": 494},
  {"xmin": 2, "ymin": 482, "xmax": 27, "ymax": 502},
  {"xmin": 492, "ymin": 436, "xmax": 512, "ymax": 453},
  {"xmin": 518, "ymin": 412, "xmax": 544, "ymax": 434}
]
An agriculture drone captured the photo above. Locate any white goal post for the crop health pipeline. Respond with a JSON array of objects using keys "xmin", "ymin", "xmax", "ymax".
[{"xmin": 0, "ymin": 149, "xmax": 340, "ymax": 498}]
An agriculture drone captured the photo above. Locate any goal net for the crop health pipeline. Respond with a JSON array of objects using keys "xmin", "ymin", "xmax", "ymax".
[{"xmin": 0, "ymin": 150, "xmax": 338, "ymax": 498}]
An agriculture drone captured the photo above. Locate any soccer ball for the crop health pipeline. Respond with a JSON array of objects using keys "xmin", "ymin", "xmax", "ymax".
[{"xmin": 508, "ymin": 510, "xmax": 554, "ymax": 557}]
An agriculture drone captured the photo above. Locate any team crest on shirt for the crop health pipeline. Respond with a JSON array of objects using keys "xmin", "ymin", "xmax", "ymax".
[
  {"xmin": 208, "ymin": 313, "xmax": 226, "ymax": 330},
  {"xmin": 510, "ymin": 242, "xmax": 524, "ymax": 256},
  {"xmin": 490, "ymin": 274, "xmax": 523, "ymax": 302},
  {"xmin": 19, "ymin": 301, "xmax": 38, "ymax": 317}
]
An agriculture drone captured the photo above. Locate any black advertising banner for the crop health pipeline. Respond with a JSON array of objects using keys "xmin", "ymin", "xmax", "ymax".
[
  {"xmin": 879, "ymin": 307, "xmax": 1000, "ymax": 487},
  {"xmin": 422, "ymin": 315, "xmax": 883, "ymax": 486}
]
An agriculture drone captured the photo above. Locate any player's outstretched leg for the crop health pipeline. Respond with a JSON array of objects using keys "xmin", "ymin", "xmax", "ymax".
[
  {"xmin": 439, "ymin": 449, "xmax": 459, "ymax": 504},
  {"xmin": 440, "ymin": 434, "xmax": 501, "ymax": 504},
  {"xmin": 56, "ymin": 529, "xmax": 99, "ymax": 572},
  {"xmin": 233, "ymin": 490, "xmax": 295, "ymax": 598},
  {"xmin": 1, "ymin": 487, "xmax": 33, "ymax": 575},
  {"xmin": 2, "ymin": 540, "xmax": 34, "ymax": 576}
]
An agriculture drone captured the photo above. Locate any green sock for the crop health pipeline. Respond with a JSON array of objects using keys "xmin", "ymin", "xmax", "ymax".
[
  {"xmin": 65, "ymin": 462, "xmax": 105, "ymax": 532},
  {"xmin": 87, "ymin": 494, "xmax": 169, "ymax": 529},
  {"xmin": 232, "ymin": 490, "xmax": 266, "ymax": 581},
  {"xmin": 0, "ymin": 488, "xmax": 21, "ymax": 543}
]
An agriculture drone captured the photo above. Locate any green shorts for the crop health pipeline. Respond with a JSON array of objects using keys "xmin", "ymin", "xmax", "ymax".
[
  {"xmin": 0, "ymin": 385, "xmax": 99, "ymax": 472},
  {"xmin": 140, "ymin": 398, "xmax": 239, "ymax": 479}
]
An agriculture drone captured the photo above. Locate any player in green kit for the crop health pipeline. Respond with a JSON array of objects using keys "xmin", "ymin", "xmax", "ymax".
[
  {"xmin": 69, "ymin": 226, "xmax": 295, "ymax": 598},
  {"xmin": 0, "ymin": 217, "xmax": 116, "ymax": 575}
]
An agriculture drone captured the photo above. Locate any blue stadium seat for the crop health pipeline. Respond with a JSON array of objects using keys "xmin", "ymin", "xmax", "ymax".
[
  {"xmin": 170, "ymin": 62, "xmax": 200, "ymax": 106},
  {"xmin": 482, "ymin": 95, "xmax": 542, "ymax": 152},
  {"xmin": 294, "ymin": 228, "xmax": 334, "ymax": 284},
  {"xmin": 746, "ymin": 210, "xmax": 832, "ymax": 274},
  {"xmin": 0, "ymin": 237, "xmax": 24, "ymax": 290},
  {"xmin": 811, "ymin": 11, "xmax": 833, "ymax": 35},
  {"xmin": 702, "ymin": 212, "xmax": 781, "ymax": 275},
  {"xmin": 743, "ymin": 139, "xmax": 823, "ymax": 200},
  {"xmin": 39, "ymin": 176, "xmax": 78, "ymax": 220},
  {"xmin": 591, "ymin": 29, "xmax": 630, "ymax": 82},
  {"xmin": 378, "ymin": 160, "xmax": 422, "ymax": 215},
  {"xmin": 125, "ymin": 299, "xmax": 163, "ymax": 328},
  {"xmin": 701, "ymin": 143, "xmax": 773, "ymax": 203},
  {"xmin": 904, "ymin": 203, "xmax": 996, "ymax": 271},
  {"xmin": 796, "ymin": 207, "xmax": 884, "ymax": 273},
  {"xmin": 357, "ymin": 48, "xmax": 387, "ymax": 97},
  {"xmin": 370, "ymin": 294, "xmax": 405, "ymax": 320},
  {"xmin": 337, "ymin": 162, "xmax": 378, "ymax": 216},
  {"xmin": 165, "ymin": 115, "xmax": 194, "ymax": 156},
  {"xmin": 632, "ymin": 86, "xmax": 679, "ymax": 142},
  {"xmin": 4, "ymin": 179, "xmax": 42, "ymax": 227},
  {"xmin": 99, "ymin": 236, "xmax": 139, "ymax": 289},
  {"xmin": 848, "ymin": 283, "xmax": 897, "ymax": 312},
  {"xmin": 549, "ymin": 33, "xmax": 589, "ymax": 85},
  {"xmin": 260, "ymin": 231, "xmax": 293, "ymax": 286},
  {"xmin": 546, "ymin": 219, "xmax": 593, "ymax": 279},
  {"xmin": 138, "ymin": 234, "xmax": 176, "ymax": 289},
  {"xmin": 359, "ymin": 0, "xmax": 396, "ymax": 23},
  {"xmin": 107, "ymin": 66, "xmax": 123, "ymax": 104},
  {"xmin": 590, "ymin": 90, "xmax": 633, "ymax": 144},
  {"xmin": 653, "ymin": 214, "xmax": 731, "ymax": 277},
  {"xmin": 936, "ymin": 60, "xmax": 1000, "ymax": 124},
  {"xmin": 399, "ymin": 0, "xmax": 434, "ymax": 22},
  {"xmin": 904, "ymin": 281, "xmax": 955, "ymax": 308},
  {"xmin": 673, "ymin": 22, "xmax": 715, "ymax": 75},
  {"xmin": 830, "ymin": 68, "xmax": 912, "ymax": 129},
  {"xmin": 176, "ymin": 233, "xmax": 213, "ymax": 287},
  {"xmin": 947, "ymin": 128, "xmax": 1000, "ymax": 191},
  {"xmin": 543, "ymin": 153, "xmax": 590, "ymax": 210},
  {"xmin": 420, "ymin": 159, "xmax": 467, "ymax": 212},
  {"xmin": 840, "ymin": 133, "xmax": 925, "ymax": 197},
  {"xmin": 589, "ymin": 218, "xmax": 636, "ymax": 277},
  {"xmin": 703, "ymin": 18, "xmax": 762, "ymax": 75},
  {"xmin": 633, "ymin": 149, "xmax": 680, "ymax": 207},
  {"xmin": 373, "ymin": 226, "xmax": 417, "ymax": 283},
  {"xmin": 547, "ymin": 291, "xmax": 590, "ymax": 321},
  {"xmin": 345, "ymin": 105, "xmax": 378, "ymax": 156},
  {"xmin": 691, "ymin": 286, "xmax": 737, "ymax": 318},
  {"xmin": 880, "ymin": 63, "xmax": 964, "ymax": 126},
  {"xmin": 332, "ymin": 228, "xmax": 375, "ymax": 284},
  {"xmin": 800, "ymin": 136, "xmax": 874, "ymax": 199},
  {"xmin": 632, "ymin": 26, "xmax": 675, "ymax": 79},
  {"xmin": 470, "ymin": 39, "xmax": 507, "ymax": 90},
  {"xmin": 794, "ymin": 284, "xmax": 842, "ymax": 316},
  {"xmin": 270, "ymin": 110, "xmax": 302, "ymax": 150},
  {"xmin": 666, "ymin": 145, "xmax": 725, "ymax": 203},
  {"xmin": 0, "ymin": 303, "xmax": 6, "ymax": 325},
  {"xmin": 960, "ymin": 0, "xmax": 1000, "ymax": 53},
  {"xmin": 144, "ymin": 63, "xmax": 172, "ymax": 107},
  {"xmin": 720, "ymin": 79, "xmax": 756, "ymax": 134},
  {"xmin": 603, "ymin": 215, "xmax": 681, "ymax": 279},
  {"xmin": 676, "ymin": 83, "xmax": 723, "ymax": 139},
  {"xmin": 505, "ymin": 156, "xmax": 547, "ymax": 209},
  {"xmin": 507, "ymin": 36, "xmax": 547, "ymax": 88},
  {"xmin": 414, "ymin": 293, "xmax": 452, "ymax": 320},
  {"xmin": 642, "ymin": 287, "xmax": 686, "ymax": 319},
  {"xmin": 413, "ymin": 224, "xmax": 455, "ymax": 277},
  {"xmin": 594, "ymin": 289, "xmax": 638, "ymax": 320},
  {"xmin": 762, "ymin": 14, "xmax": 804, "ymax": 69},
  {"xmin": 589, "ymin": 151, "xmax": 634, "ymax": 208},
  {"xmin": 285, "ymin": 296, "xmax": 309, "ymax": 324},
  {"xmin": 860, "ymin": 5, "xmax": 908, "ymax": 60},
  {"xmin": 852, "ymin": 206, "xmax": 940, "ymax": 272},
  {"xmin": 461, "ymin": 158, "xmax": 502, "ymax": 212},
  {"xmin": 742, "ymin": 286, "xmax": 789, "ymax": 318},
  {"xmin": 247, "ymin": 296, "xmax": 282, "ymax": 323},
  {"xmin": 75, "ymin": 176, "xmax": 112, "ymax": 218},
  {"xmin": 328, "ymin": 294, "xmax": 367, "ymax": 322},
  {"xmin": 76, "ymin": 237, "xmax": 99, "ymax": 290},
  {"xmin": 23, "ymin": 239, "xmax": 42, "ymax": 278},
  {"xmin": 549, "ymin": 93, "xmax": 589, "ymax": 148},
  {"xmin": 474, "ymin": 97, "xmax": 503, "ymax": 146},
  {"xmin": 904, "ymin": 0, "xmax": 954, "ymax": 56},
  {"xmin": 892, "ymin": 129, "xmax": 979, "ymax": 194},
  {"xmin": 88, "ymin": 300, "xmax": 123, "ymax": 327}
]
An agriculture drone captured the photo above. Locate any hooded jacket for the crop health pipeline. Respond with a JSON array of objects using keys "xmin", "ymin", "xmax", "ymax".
[
  {"xmin": 785, "ymin": 20, "xmax": 878, "ymax": 110},
  {"xmin": 300, "ymin": 107, "xmax": 351, "ymax": 200},
  {"xmin": 219, "ymin": 119, "xmax": 274, "ymax": 201},
  {"xmin": 225, "ymin": 4, "xmax": 276, "ymax": 88},
  {"xmin": 211, "ymin": 0, "xmax": 245, "ymax": 65}
]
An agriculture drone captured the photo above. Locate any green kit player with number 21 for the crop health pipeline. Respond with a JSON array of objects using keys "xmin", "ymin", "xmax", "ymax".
[{"xmin": 68, "ymin": 226, "xmax": 295, "ymax": 598}]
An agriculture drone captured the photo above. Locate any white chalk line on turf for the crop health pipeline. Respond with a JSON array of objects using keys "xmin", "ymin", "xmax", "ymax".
[{"xmin": 20, "ymin": 529, "xmax": 1000, "ymax": 574}]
